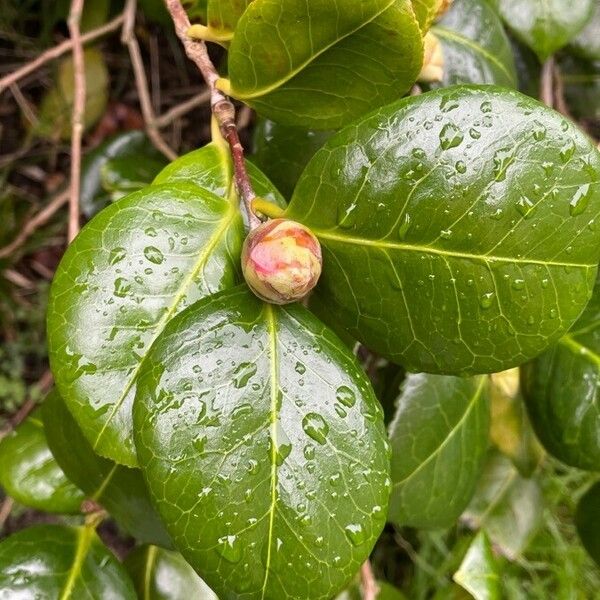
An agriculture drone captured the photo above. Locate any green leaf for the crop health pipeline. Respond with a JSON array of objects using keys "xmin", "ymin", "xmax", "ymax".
[
  {"xmin": 575, "ymin": 481, "xmax": 600, "ymax": 567},
  {"xmin": 388, "ymin": 374, "xmax": 489, "ymax": 528},
  {"xmin": 336, "ymin": 579, "xmax": 407, "ymax": 599},
  {"xmin": 411, "ymin": 0, "xmax": 439, "ymax": 31},
  {"xmin": 569, "ymin": 2, "xmax": 600, "ymax": 61},
  {"xmin": 124, "ymin": 545, "xmax": 218, "ymax": 599},
  {"xmin": 81, "ymin": 131, "xmax": 167, "ymax": 218},
  {"xmin": 207, "ymin": 0, "xmax": 253, "ymax": 38},
  {"xmin": 252, "ymin": 120, "xmax": 333, "ymax": 199},
  {"xmin": 225, "ymin": 0, "xmax": 423, "ymax": 130},
  {"xmin": 287, "ymin": 86, "xmax": 600, "ymax": 376},
  {"xmin": 47, "ymin": 143, "xmax": 282, "ymax": 467},
  {"xmin": 101, "ymin": 156, "xmax": 168, "ymax": 200},
  {"xmin": 489, "ymin": 369, "xmax": 543, "ymax": 477},
  {"xmin": 32, "ymin": 48, "xmax": 109, "ymax": 140},
  {"xmin": 462, "ymin": 451, "xmax": 543, "ymax": 559},
  {"xmin": 453, "ymin": 532, "xmax": 501, "ymax": 600},
  {"xmin": 521, "ymin": 276, "xmax": 600, "ymax": 471},
  {"xmin": 431, "ymin": 0, "xmax": 517, "ymax": 87},
  {"xmin": 0, "ymin": 524, "xmax": 136, "ymax": 599},
  {"xmin": 134, "ymin": 287, "xmax": 390, "ymax": 600},
  {"xmin": 491, "ymin": 0, "xmax": 595, "ymax": 61},
  {"xmin": 0, "ymin": 409, "xmax": 84, "ymax": 513},
  {"xmin": 43, "ymin": 390, "xmax": 172, "ymax": 548}
]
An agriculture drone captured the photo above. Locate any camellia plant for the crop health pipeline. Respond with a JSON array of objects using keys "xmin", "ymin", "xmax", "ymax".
[{"xmin": 2, "ymin": 0, "xmax": 600, "ymax": 598}]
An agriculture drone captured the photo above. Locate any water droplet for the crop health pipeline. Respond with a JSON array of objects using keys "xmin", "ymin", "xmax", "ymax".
[
  {"xmin": 217, "ymin": 535, "xmax": 242, "ymax": 563},
  {"xmin": 145, "ymin": 226, "xmax": 158, "ymax": 237},
  {"xmin": 541, "ymin": 278, "xmax": 549, "ymax": 288},
  {"xmin": 398, "ymin": 213, "xmax": 412, "ymax": 240},
  {"xmin": 493, "ymin": 147, "xmax": 515, "ymax": 181},
  {"xmin": 295, "ymin": 362, "xmax": 306, "ymax": 375},
  {"xmin": 247, "ymin": 459, "xmax": 258, "ymax": 474},
  {"xmin": 532, "ymin": 121, "xmax": 546, "ymax": 141},
  {"xmin": 469, "ymin": 128, "xmax": 481, "ymax": 140},
  {"xmin": 491, "ymin": 208, "xmax": 504, "ymax": 220},
  {"xmin": 439, "ymin": 123, "xmax": 464, "ymax": 150},
  {"xmin": 113, "ymin": 277, "xmax": 131, "ymax": 298},
  {"xmin": 233, "ymin": 362, "xmax": 257, "ymax": 388},
  {"xmin": 337, "ymin": 201, "xmax": 358, "ymax": 229},
  {"xmin": 560, "ymin": 139, "xmax": 576, "ymax": 162},
  {"xmin": 569, "ymin": 184, "xmax": 591, "ymax": 216},
  {"xmin": 302, "ymin": 413, "xmax": 329, "ymax": 445},
  {"xmin": 455, "ymin": 160, "xmax": 467, "ymax": 174},
  {"xmin": 336, "ymin": 385, "xmax": 356, "ymax": 408},
  {"xmin": 480, "ymin": 292, "xmax": 495, "ymax": 309},
  {"xmin": 315, "ymin": 536, "xmax": 325, "ymax": 548},
  {"xmin": 232, "ymin": 403, "xmax": 252, "ymax": 420},
  {"xmin": 344, "ymin": 523, "xmax": 366, "ymax": 546},
  {"xmin": 515, "ymin": 196, "xmax": 535, "ymax": 218},
  {"xmin": 144, "ymin": 246, "xmax": 164, "ymax": 265},
  {"xmin": 512, "ymin": 278, "xmax": 525, "ymax": 290},
  {"xmin": 440, "ymin": 229, "xmax": 452, "ymax": 239},
  {"xmin": 542, "ymin": 161, "xmax": 554, "ymax": 176},
  {"xmin": 480, "ymin": 100, "xmax": 492, "ymax": 113},
  {"xmin": 109, "ymin": 247, "xmax": 126, "ymax": 265},
  {"xmin": 334, "ymin": 404, "xmax": 347, "ymax": 418},
  {"xmin": 550, "ymin": 308, "xmax": 558, "ymax": 319},
  {"xmin": 303, "ymin": 445, "xmax": 315, "ymax": 460}
]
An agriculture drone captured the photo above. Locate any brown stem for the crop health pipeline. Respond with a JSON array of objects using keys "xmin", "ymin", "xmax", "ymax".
[
  {"xmin": 67, "ymin": 0, "xmax": 85, "ymax": 242},
  {"xmin": 122, "ymin": 0, "xmax": 177, "ymax": 160},
  {"xmin": 360, "ymin": 560, "xmax": 379, "ymax": 600},
  {"xmin": 0, "ymin": 13, "xmax": 126, "ymax": 94},
  {"xmin": 154, "ymin": 88, "xmax": 211, "ymax": 128},
  {"xmin": 540, "ymin": 57, "xmax": 555, "ymax": 108},
  {"xmin": 164, "ymin": 0, "xmax": 260, "ymax": 229},
  {"xmin": 0, "ymin": 497, "xmax": 14, "ymax": 531}
]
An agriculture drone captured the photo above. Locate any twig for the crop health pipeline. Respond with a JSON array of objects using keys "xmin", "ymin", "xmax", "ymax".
[
  {"xmin": 360, "ymin": 560, "xmax": 379, "ymax": 600},
  {"xmin": 0, "ymin": 189, "xmax": 69, "ymax": 259},
  {"xmin": 540, "ymin": 57, "xmax": 555, "ymax": 108},
  {"xmin": 0, "ymin": 14, "xmax": 126, "ymax": 94},
  {"xmin": 122, "ymin": 0, "xmax": 177, "ymax": 161},
  {"xmin": 165, "ymin": 0, "xmax": 260, "ymax": 229},
  {"xmin": 154, "ymin": 89, "xmax": 211, "ymax": 128},
  {"xmin": 0, "ymin": 497, "xmax": 14, "ymax": 532},
  {"xmin": 9, "ymin": 83, "xmax": 38, "ymax": 127},
  {"xmin": 553, "ymin": 62, "xmax": 572, "ymax": 119},
  {"xmin": 67, "ymin": 0, "xmax": 85, "ymax": 243}
]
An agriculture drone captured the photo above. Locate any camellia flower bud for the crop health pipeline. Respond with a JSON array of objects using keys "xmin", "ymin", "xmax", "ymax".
[{"xmin": 242, "ymin": 218, "xmax": 323, "ymax": 305}]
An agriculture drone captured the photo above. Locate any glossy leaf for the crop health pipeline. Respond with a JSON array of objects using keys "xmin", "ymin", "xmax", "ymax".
[
  {"xmin": 48, "ymin": 143, "xmax": 283, "ymax": 466},
  {"xmin": 570, "ymin": 2, "xmax": 600, "ymax": 61},
  {"xmin": 491, "ymin": 0, "xmax": 594, "ymax": 61},
  {"xmin": 336, "ymin": 579, "xmax": 407, "ymax": 599},
  {"xmin": 32, "ymin": 48, "xmax": 108, "ymax": 140},
  {"xmin": 575, "ymin": 481, "xmax": 600, "ymax": 567},
  {"xmin": 411, "ymin": 0, "xmax": 439, "ymax": 31},
  {"xmin": 388, "ymin": 373, "xmax": 489, "ymax": 528},
  {"xmin": 124, "ymin": 545, "xmax": 218, "ymax": 599},
  {"xmin": 0, "ymin": 524, "xmax": 136, "ymax": 599},
  {"xmin": 521, "ymin": 277, "xmax": 600, "ymax": 471},
  {"xmin": 206, "ymin": 0, "xmax": 253, "ymax": 38},
  {"xmin": 80, "ymin": 130, "xmax": 167, "ymax": 218},
  {"xmin": 431, "ymin": 0, "xmax": 517, "ymax": 87},
  {"xmin": 252, "ymin": 120, "xmax": 333, "ymax": 199},
  {"xmin": 288, "ymin": 86, "xmax": 600, "ymax": 376},
  {"xmin": 43, "ymin": 390, "xmax": 172, "ymax": 548},
  {"xmin": 134, "ymin": 287, "xmax": 390, "ymax": 600},
  {"xmin": 101, "ymin": 156, "xmax": 168, "ymax": 200},
  {"xmin": 453, "ymin": 532, "xmax": 501, "ymax": 600},
  {"xmin": 462, "ymin": 451, "xmax": 543, "ymax": 559},
  {"xmin": 489, "ymin": 369, "xmax": 543, "ymax": 476},
  {"xmin": 224, "ymin": 0, "xmax": 423, "ymax": 129},
  {"xmin": 0, "ymin": 409, "xmax": 84, "ymax": 513}
]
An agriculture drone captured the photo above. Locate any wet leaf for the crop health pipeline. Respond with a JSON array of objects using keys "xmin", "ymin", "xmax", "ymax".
[
  {"xmin": 287, "ymin": 86, "xmax": 600, "ymax": 375},
  {"xmin": 462, "ymin": 451, "xmax": 543, "ymax": 559},
  {"xmin": 388, "ymin": 374, "xmax": 489, "ymax": 528},
  {"xmin": 43, "ymin": 390, "xmax": 172, "ymax": 548},
  {"xmin": 0, "ymin": 409, "xmax": 84, "ymax": 513},
  {"xmin": 47, "ymin": 144, "xmax": 283, "ymax": 466},
  {"xmin": 431, "ymin": 0, "xmax": 517, "ymax": 87},
  {"xmin": 124, "ymin": 545, "xmax": 218, "ymax": 599},
  {"xmin": 575, "ymin": 481, "xmax": 600, "ymax": 567},
  {"xmin": 453, "ymin": 532, "xmax": 501, "ymax": 600},
  {"xmin": 491, "ymin": 0, "xmax": 594, "ymax": 61},
  {"xmin": 521, "ymin": 276, "xmax": 600, "ymax": 471},
  {"xmin": 0, "ymin": 524, "xmax": 136, "ymax": 599},
  {"xmin": 134, "ymin": 287, "xmax": 390, "ymax": 600},
  {"xmin": 224, "ymin": 0, "xmax": 423, "ymax": 129},
  {"xmin": 252, "ymin": 120, "xmax": 333, "ymax": 199}
]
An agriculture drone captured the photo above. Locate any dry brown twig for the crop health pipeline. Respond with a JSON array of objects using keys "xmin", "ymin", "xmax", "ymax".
[
  {"xmin": 360, "ymin": 560, "xmax": 379, "ymax": 600},
  {"xmin": 164, "ymin": 0, "xmax": 260, "ymax": 229},
  {"xmin": 67, "ymin": 0, "xmax": 86, "ymax": 243},
  {"xmin": 122, "ymin": 0, "xmax": 178, "ymax": 161},
  {"xmin": 154, "ymin": 89, "xmax": 211, "ymax": 128},
  {"xmin": 0, "ymin": 14, "xmax": 126, "ymax": 94},
  {"xmin": 0, "ymin": 498, "xmax": 14, "ymax": 531}
]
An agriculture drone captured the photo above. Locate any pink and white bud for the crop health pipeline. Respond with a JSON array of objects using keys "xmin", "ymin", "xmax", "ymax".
[{"xmin": 241, "ymin": 219, "xmax": 322, "ymax": 305}]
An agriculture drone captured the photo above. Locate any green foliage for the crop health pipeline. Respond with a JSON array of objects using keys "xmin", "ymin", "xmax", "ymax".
[
  {"xmin": 134, "ymin": 286, "xmax": 390, "ymax": 600},
  {"xmin": 576, "ymin": 481, "xmax": 600, "ymax": 567},
  {"xmin": 453, "ymin": 532, "xmax": 501, "ymax": 600}
]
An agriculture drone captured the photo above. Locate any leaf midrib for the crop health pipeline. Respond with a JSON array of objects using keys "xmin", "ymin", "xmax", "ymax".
[
  {"xmin": 92, "ymin": 205, "xmax": 239, "ymax": 454},
  {"xmin": 260, "ymin": 304, "xmax": 279, "ymax": 600},
  {"xmin": 58, "ymin": 526, "xmax": 94, "ymax": 600},
  {"xmin": 560, "ymin": 334, "xmax": 600, "ymax": 369},
  {"xmin": 314, "ymin": 229, "xmax": 593, "ymax": 269},
  {"xmin": 231, "ymin": 0, "xmax": 396, "ymax": 99},
  {"xmin": 432, "ymin": 25, "xmax": 515, "ymax": 83},
  {"xmin": 392, "ymin": 376, "xmax": 486, "ymax": 489}
]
